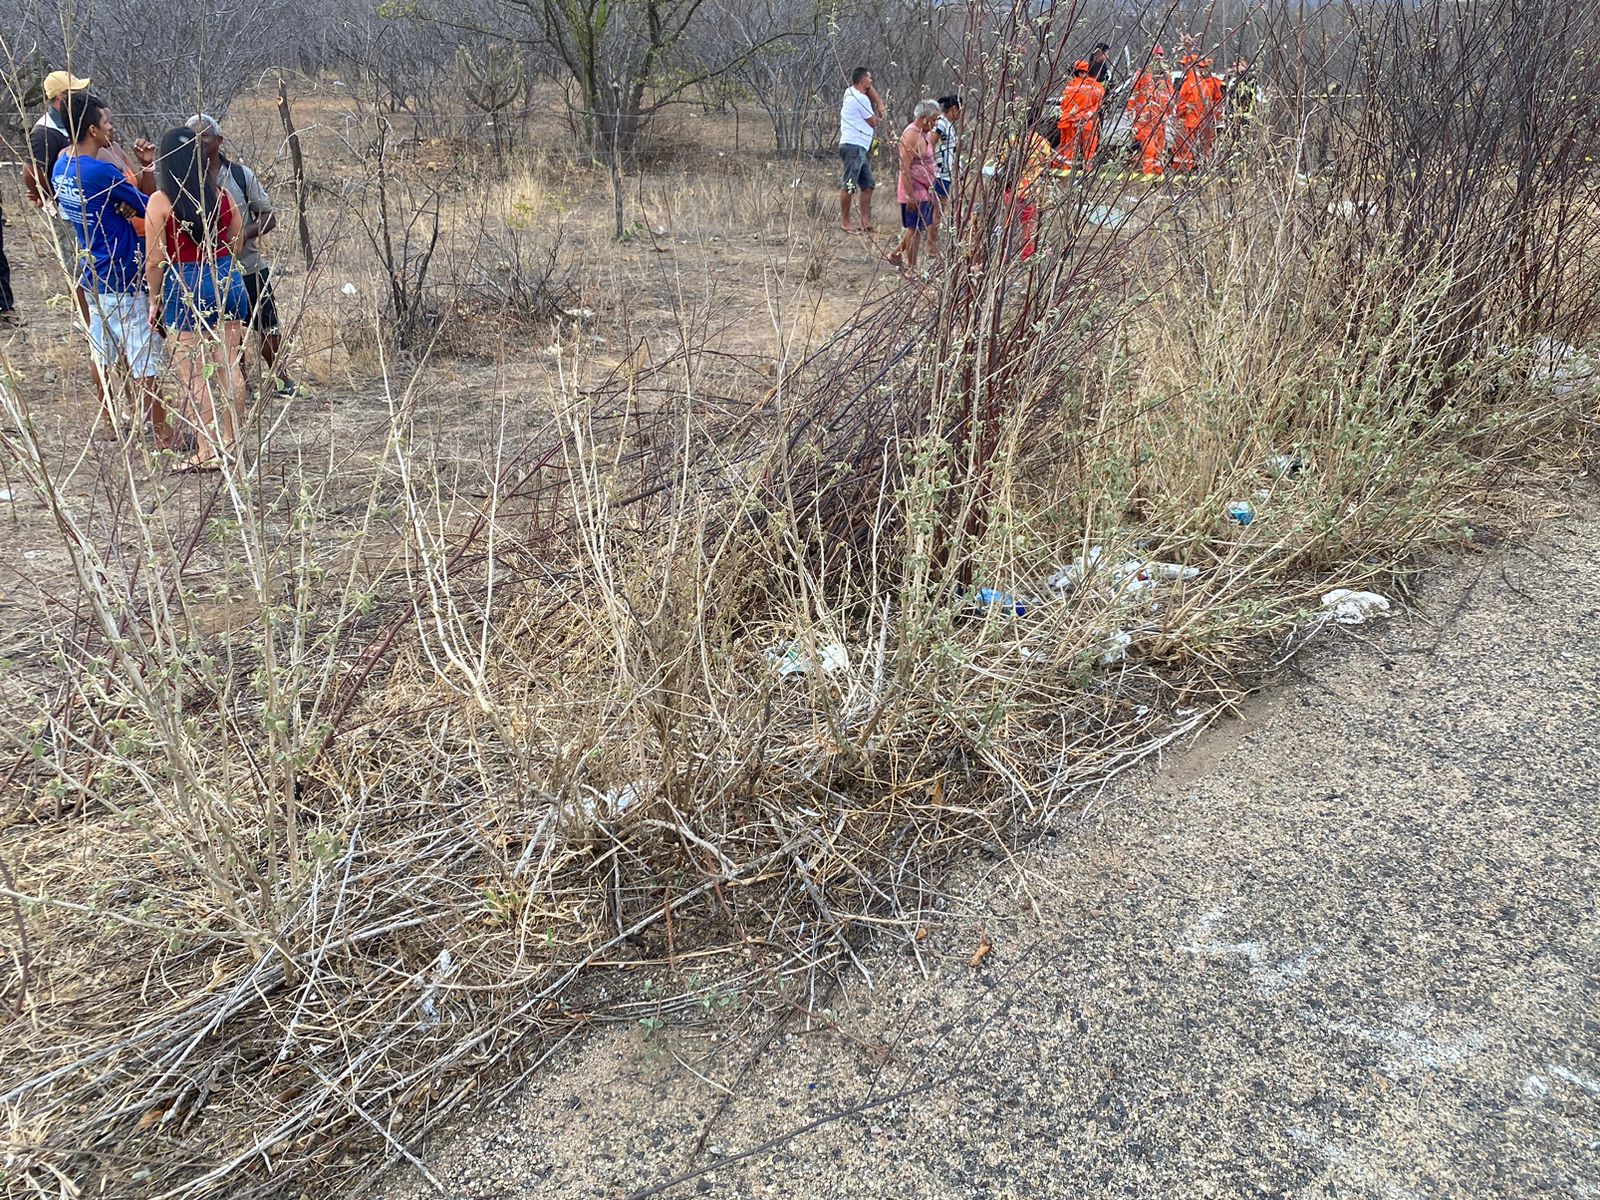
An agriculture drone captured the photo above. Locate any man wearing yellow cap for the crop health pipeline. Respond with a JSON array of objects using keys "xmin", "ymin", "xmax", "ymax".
[{"xmin": 24, "ymin": 71, "xmax": 95, "ymax": 298}]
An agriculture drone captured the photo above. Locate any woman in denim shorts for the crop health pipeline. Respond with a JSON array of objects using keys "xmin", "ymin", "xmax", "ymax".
[{"xmin": 144, "ymin": 127, "xmax": 250, "ymax": 472}]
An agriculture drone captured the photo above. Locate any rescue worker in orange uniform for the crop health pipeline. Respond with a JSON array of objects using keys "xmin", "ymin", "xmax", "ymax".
[
  {"xmin": 1198, "ymin": 59, "xmax": 1226, "ymax": 156},
  {"xmin": 1057, "ymin": 60, "xmax": 1106, "ymax": 169},
  {"xmin": 1171, "ymin": 54, "xmax": 1216, "ymax": 171},
  {"xmin": 1125, "ymin": 45, "xmax": 1172, "ymax": 175}
]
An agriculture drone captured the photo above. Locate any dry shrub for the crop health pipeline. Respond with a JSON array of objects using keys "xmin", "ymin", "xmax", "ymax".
[{"xmin": 2, "ymin": 0, "xmax": 1598, "ymax": 1196}]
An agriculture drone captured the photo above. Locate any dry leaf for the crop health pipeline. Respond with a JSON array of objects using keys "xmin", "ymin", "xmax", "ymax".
[
  {"xmin": 970, "ymin": 934, "xmax": 992, "ymax": 969},
  {"xmin": 136, "ymin": 1102, "xmax": 171, "ymax": 1131},
  {"xmin": 914, "ymin": 927, "xmax": 929, "ymax": 943}
]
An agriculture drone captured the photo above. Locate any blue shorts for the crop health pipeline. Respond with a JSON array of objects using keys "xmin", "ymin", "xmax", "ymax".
[
  {"xmin": 900, "ymin": 201, "xmax": 934, "ymax": 230},
  {"xmin": 840, "ymin": 143, "xmax": 876, "ymax": 193},
  {"xmin": 934, "ymin": 178, "xmax": 952, "ymax": 199},
  {"xmin": 162, "ymin": 259, "xmax": 249, "ymax": 333}
]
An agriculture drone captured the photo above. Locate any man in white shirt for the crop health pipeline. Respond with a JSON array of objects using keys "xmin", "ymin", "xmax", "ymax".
[{"xmin": 838, "ymin": 67, "xmax": 884, "ymax": 233}]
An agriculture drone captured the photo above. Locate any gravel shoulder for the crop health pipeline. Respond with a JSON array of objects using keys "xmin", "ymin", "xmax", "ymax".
[{"xmin": 384, "ymin": 487, "xmax": 1600, "ymax": 1200}]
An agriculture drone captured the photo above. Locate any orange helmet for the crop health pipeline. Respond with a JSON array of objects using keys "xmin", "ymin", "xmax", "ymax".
[{"xmin": 1073, "ymin": 59, "xmax": 1091, "ymax": 73}]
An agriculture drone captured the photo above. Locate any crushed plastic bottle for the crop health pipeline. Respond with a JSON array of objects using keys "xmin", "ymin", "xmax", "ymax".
[
  {"xmin": 974, "ymin": 588, "xmax": 1028, "ymax": 616},
  {"xmin": 1225, "ymin": 500, "xmax": 1256, "ymax": 526}
]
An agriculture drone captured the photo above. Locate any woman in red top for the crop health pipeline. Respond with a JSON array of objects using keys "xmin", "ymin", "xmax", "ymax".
[{"xmin": 144, "ymin": 126, "xmax": 248, "ymax": 472}]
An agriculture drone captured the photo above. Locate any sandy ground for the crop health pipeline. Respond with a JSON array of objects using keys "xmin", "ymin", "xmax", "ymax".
[{"xmin": 380, "ymin": 483, "xmax": 1600, "ymax": 1200}]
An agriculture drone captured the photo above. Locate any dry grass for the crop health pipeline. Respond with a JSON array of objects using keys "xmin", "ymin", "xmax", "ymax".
[{"xmin": 2, "ymin": 4, "xmax": 1599, "ymax": 1196}]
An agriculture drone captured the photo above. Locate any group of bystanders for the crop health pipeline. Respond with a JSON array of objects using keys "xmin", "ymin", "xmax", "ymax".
[
  {"xmin": 7, "ymin": 71, "xmax": 295, "ymax": 472},
  {"xmin": 836, "ymin": 68, "xmax": 963, "ymax": 275}
]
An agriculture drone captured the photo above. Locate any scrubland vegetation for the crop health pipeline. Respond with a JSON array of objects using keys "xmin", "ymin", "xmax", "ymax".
[{"xmin": 1, "ymin": 0, "xmax": 1597, "ymax": 1194}]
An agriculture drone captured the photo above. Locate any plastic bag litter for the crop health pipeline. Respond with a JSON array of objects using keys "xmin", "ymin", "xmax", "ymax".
[
  {"xmin": 1144, "ymin": 562, "xmax": 1200, "ymax": 581},
  {"xmin": 1098, "ymin": 630, "xmax": 1132, "ymax": 664},
  {"xmin": 1321, "ymin": 588, "xmax": 1391, "ymax": 625},
  {"xmin": 768, "ymin": 641, "xmax": 849, "ymax": 677},
  {"xmin": 1049, "ymin": 546, "xmax": 1111, "ymax": 591},
  {"xmin": 569, "ymin": 781, "xmax": 644, "ymax": 824},
  {"xmin": 1267, "ymin": 452, "xmax": 1306, "ymax": 479},
  {"xmin": 1530, "ymin": 337, "xmax": 1598, "ymax": 399},
  {"xmin": 1049, "ymin": 548, "xmax": 1197, "ymax": 595},
  {"xmin": 416, "ymin": 948, "xmax": 457, "ymax": 1027},
  {"xmin": 1084, "ymin": 204, "xmax": 1129, "ymax": 229}
]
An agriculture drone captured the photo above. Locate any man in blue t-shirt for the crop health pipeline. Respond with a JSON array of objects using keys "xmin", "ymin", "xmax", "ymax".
[{"xmin": 52, "ymin": 92, "xmax": 170, "ymax": 443}]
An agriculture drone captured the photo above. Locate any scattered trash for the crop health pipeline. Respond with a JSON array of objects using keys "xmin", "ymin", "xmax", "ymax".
[
  {"xmin": 417, "ymin": 947, "xmax": 457, "ymax": 1027},
  {"xmin": 1327, "ymin": 198, "xmax": 1377, "ymax": 222},
  {"xmin": 340, "ymin": 282, "xmax": 358, "ymax": 297},
  {"xmin": 1253, "ymin": 488, "xmax": 1273, "ymax": 503},
  {"xmin": 1048, "ymin": 546, "xmax": 1110, "ymax": 591},
  {"xmin": 1225, "ymin": 499, "xmax": 1256, "ymax": 526},
  {"xmin": 1530, "ymin": 337, "xmax": 1598, "ymax": 399},
  {"xmin": 1143, "ymin": 562, "xmax": 1200, "ymax": 581},
  {"xmin": 0, "ymin": 489, "xmax": 12, "ymax": 502},
  {"xmin": 974, "ymin": 587, "xmax": 1028, "ymax": 616},
  {"xmin": 768, "ymin": 641, "xmax": 849, "ymax": 677},
  {"xmin": 1267, "ymin": 452, "xmax": 1306, "ymax": 479},
  {"xmin": 568, "ymin": 781, "xmax": 645, "ymax": 825},
  {"xmin": 562, "ymin": 306, "xmax": 596, "ymax": 321},
  {"xmin": 1321, "ymin": 588, "xmax": 1391, "ymax": 625},
  {"xmin": 1084, "ymin": 204, "xmax": 1129, "ymax": 229},
  {"xmin": 1098, "ymin": 630, "xmax": 1132, "ymax": 664},
  {"xmin": 1175, "ymin": 706, "xmax": 1197, "ymax": 717},
  {"xmin": 1050, "ymin": 550, "xmax": 1199, "ymax": 601}
]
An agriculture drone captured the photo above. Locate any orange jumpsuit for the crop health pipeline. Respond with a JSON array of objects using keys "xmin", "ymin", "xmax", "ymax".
[
  {"xmin": 1125, "ymin": 69, "xmax": 1173, "ymax": 174},
  {"xmin": 1173, "ymin": 63, "xmax": 1223, "ymax": 171},
  {"xmin": 1200, "ymin": 71, "xmax": 1225, "ymax": 156},
  {"xmin": 1057, "ymin": 76, "xmax": 1106, "ymax": 168}
]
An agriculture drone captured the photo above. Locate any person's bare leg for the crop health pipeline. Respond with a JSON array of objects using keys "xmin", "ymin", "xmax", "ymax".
[
  {"xmin": 80, "ymin": 292, "xmax": 117, "ymax": 436},
  {"xmin": 888, "ymin": 224, "xmax": 916, "ymax": 269},
  {"xmin": 219, "ymin": 321, "xmax": 247, "ymax": 456},
  {"xmin": 840, "ymin": 190, "xmax": 855, "ymax": 232},
  {"xmin": 927, "ymin": 200, "xmax": 942, "ymax": 256},
  {"xmin": 176, "ymin": 332, "xmax": 219, "ymax": 467},
  {"xmin": 907, "ymin": 228, "xmax": 921, "ymax": 270},
  {"xmin": 140, "ymin": 375, "xmax": 175, "ymax": 449},
  {"xmin": 858, "ymin": 187, "xmax": 874, "ymax": 232}
]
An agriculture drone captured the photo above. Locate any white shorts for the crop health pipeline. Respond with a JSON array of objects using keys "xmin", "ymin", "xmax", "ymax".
[{"xmin": 85, "ymin": 291, "xmax": 163, "ymax": 378}]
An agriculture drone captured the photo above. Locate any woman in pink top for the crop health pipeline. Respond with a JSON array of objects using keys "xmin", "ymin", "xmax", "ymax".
[{"xmin": 887, "ymin": 100, "xmax": 941, "ymax": 273}]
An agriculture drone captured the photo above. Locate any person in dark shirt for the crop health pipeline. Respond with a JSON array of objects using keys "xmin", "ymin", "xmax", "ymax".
[
  {"xmin": 0, "ymin": 189, "xmax": 20, "ymax": 328},
  {"xmin": 52, "ymin": 92, "xmax": 172, "ymax": 444},
  {"xmin": 24, "ymin": 71, "xmax": 93, "ymax": 268},
  {"xmin": 1087, "ymin": 43, "xmax": 1113, "ymax": 87}
]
